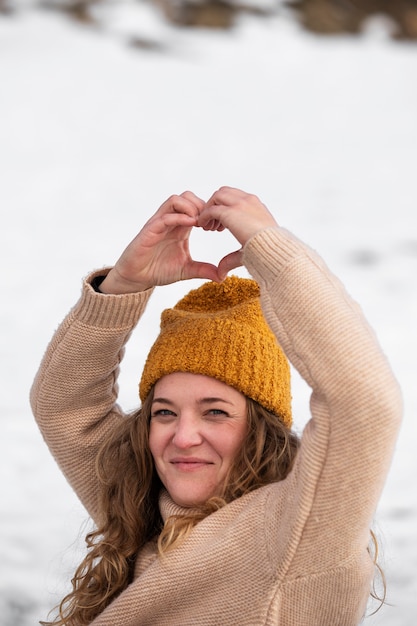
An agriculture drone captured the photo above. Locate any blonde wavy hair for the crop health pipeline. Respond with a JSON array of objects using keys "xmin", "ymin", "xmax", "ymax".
[{"xmin": 41, "ymin": 390, "xmax": 383, "ymax": 625}]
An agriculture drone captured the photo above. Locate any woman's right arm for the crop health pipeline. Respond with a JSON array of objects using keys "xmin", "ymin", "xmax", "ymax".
[
  {"xmin": 30, "ymin": 191, "xmax": 220, "ymax": 522},
  {"xmin": 30, "ymin": 273, "xmax": 153, "ymax": 522}
]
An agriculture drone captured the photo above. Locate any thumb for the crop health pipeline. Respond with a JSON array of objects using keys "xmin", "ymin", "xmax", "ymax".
[
  {"xmin": 217, "ymin": 249, "xmax": 243, "ymax": 281},
  {"xmin": 184, "ymin": 260, "xmax": 223, "ymax": 283}
]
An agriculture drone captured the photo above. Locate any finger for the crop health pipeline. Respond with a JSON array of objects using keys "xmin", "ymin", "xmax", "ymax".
[
  {"xmin": 162, "ymin": 213, "xmax": 197, "ymax": 229},
  {"xmin": 200, "ymin": 218, "xmax": 225, "ymax": 232},
  {"xmin": 156, "ymin": 194, "xmax": 202, "ymax": 220},
  {"xmin": 210, "ymin": 219, "xmax": 225, "ymax": 231},
  {"xmin": 149, "ymin": 212, "xmax": 197, "ymax": 235},
  {"xmin": 183, "ymin": 261, "xmax": 222, "ymax": 283},
  {"xmin": 205, "ymin": 186, "xmax": 248, "ymax": 208},
  {"xmin": 217, "ymin": 249, "xmax": 243, "ymax": 280},
  {"xmin": 198, "ymin": 207, "xmax": 234, "ymax": 235},
  {"xmin": 180, "ymin": 191, "xmax": 206, "ymax": 213},
  {"xmin": 198, "ymin": 207, "xmax": 225, "ymax": 230}
]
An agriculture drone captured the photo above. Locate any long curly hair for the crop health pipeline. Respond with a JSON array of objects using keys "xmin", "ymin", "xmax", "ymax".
[{"xmin": 41, "ymin": 390, "xmax": 385, "ymax": 625}]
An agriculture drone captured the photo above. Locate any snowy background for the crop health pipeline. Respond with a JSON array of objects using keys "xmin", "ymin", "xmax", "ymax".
[{"xmin": 1, "ymin": 2, "xmax": 416, "ymax": 624}]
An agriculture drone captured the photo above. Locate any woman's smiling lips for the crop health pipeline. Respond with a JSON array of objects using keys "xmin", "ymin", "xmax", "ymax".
[{"xmin": 170, "ymin": 457, "xmax": 214, "ymax": 471}]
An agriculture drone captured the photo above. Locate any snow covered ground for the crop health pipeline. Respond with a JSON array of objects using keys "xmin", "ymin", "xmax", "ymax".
[{"xmin": 1, "ymin": 2, "xmax": 416, "ymax": 624}]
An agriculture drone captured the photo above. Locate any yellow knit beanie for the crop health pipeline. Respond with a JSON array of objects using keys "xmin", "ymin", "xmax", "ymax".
[{"xmin": 139, "ymin": 276, "xmax": 292, "ymax": 427}]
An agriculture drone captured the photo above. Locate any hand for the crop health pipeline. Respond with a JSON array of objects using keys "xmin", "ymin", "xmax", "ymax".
[
  {"xmin": 198, "ymin": 187, "xmax": 279, "ymax": 279},
  {"xmin": 100, "ymin": 192, "xmax": 222, "ymax": 294}
]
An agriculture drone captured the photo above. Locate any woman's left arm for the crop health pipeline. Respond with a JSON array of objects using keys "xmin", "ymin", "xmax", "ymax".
[
  {"xmin": 199, "ymin": 187, "xmax": 402, "ymax": 572},
  {"xmin": 244, "ymin": 225, "xmax": 403, "ymax": 571}
]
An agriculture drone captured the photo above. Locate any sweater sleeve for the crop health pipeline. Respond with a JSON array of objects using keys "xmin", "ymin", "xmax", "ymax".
[
  {"xmin": 242, "ymin": 228, "xmax": 403, "ymax": 578},
  {"xmin": 29, "ymin": 270, "xmax": 154, "ymax": 523}
]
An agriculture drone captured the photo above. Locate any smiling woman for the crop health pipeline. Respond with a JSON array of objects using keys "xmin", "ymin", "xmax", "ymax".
[
  {"xmin": 149, "ymin": 373, "xmax": 249, "ymax": 507},
  {"xmin": 30, "ymin": 187, "xmax": 402, "ymax": 626}
]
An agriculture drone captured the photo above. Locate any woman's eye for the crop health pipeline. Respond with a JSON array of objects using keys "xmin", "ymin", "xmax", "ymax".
[
  {"xmin": 151, "ymin": 409, "xmax": 175, "ymax": 418},
  {"xmin": 207, "ymin": 409, "xmax": 228, "ymax": 417}
]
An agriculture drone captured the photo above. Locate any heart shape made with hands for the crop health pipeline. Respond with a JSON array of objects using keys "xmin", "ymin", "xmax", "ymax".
[
  {"xmin": 102, "ymin": 188, "xmax": 277, "ymax": 294},
  {"xmin": 188, "ymin": 224, "xmax": 244, "ymax": 283}
]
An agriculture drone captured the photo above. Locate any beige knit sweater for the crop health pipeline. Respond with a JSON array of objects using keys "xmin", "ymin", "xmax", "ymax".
[{"xmin": 30, "ymin": 227, "xmax": 402, "ymax": 626}]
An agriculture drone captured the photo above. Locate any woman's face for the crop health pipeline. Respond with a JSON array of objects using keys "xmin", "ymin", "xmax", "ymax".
[{"xmin": 149, "ymin": 372, "xmax": 248, "ymax": 507}]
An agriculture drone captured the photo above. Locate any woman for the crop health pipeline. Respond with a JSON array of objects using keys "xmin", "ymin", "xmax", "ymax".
[{"xmin": 31, "ymin": 187, "xmax": 402, "ymax": 625}]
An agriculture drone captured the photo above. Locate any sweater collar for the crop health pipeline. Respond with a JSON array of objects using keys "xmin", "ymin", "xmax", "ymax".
[{"xmin": 159, "ymin": 489, "xmax": 200, "ymax": 522}]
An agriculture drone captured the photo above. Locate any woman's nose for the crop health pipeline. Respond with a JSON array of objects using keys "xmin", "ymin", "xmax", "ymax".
[{"xmin": 171, "ymin": 415, "xmax": 203, "ymax": 448}]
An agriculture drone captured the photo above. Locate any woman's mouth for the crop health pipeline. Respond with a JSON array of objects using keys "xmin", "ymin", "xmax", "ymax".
[{"xmin": 170, "ymin": 458, "xmax": 214, "ymax": 471}]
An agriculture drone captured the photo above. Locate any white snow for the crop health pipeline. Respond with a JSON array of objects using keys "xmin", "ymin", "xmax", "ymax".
[{"xmin": 0, "ymin": 2, "xmax": 416, "ymax": 624}]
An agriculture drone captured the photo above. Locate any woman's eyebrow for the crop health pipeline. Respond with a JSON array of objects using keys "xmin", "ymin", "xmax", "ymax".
[
  {"xmin": 198, "ymin": 397, "xmax": 233, "ymax": 405},
  {"xmin": 152, "ymin": 397, "xmax": 174, "ymax": 405},
  {"xmin": 152, "ymin": 397, "xmax": 233, "ymax": 405}
]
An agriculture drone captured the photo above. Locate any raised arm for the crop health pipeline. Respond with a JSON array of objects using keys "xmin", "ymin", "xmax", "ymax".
[
  {"xmin": 199, "ymin": 187, "xmax": 402, "ymax": 575},
  {"xmin": 30, "ymin": 191, "xmax": 222, "ymax": 521}
]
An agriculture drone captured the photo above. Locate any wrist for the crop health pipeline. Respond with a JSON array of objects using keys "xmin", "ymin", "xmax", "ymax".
[{"xmin": 99, "ymin": 268, "xmax": 151, "ymax": 294}]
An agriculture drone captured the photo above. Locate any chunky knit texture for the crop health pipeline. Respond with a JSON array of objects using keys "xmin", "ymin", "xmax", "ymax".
[
  {"xmin": 30, "ymin": 227, "xmax": 402, "ymax": 626},
  {"xmin": 139, "ymin": 275, "xmax": 292, "ymax": 426}
]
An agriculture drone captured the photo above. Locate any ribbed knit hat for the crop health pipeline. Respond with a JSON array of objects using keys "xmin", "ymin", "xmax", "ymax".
[{"xmin": 139, "ymin": 276, "xmax": 292, "ymax": 427}]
